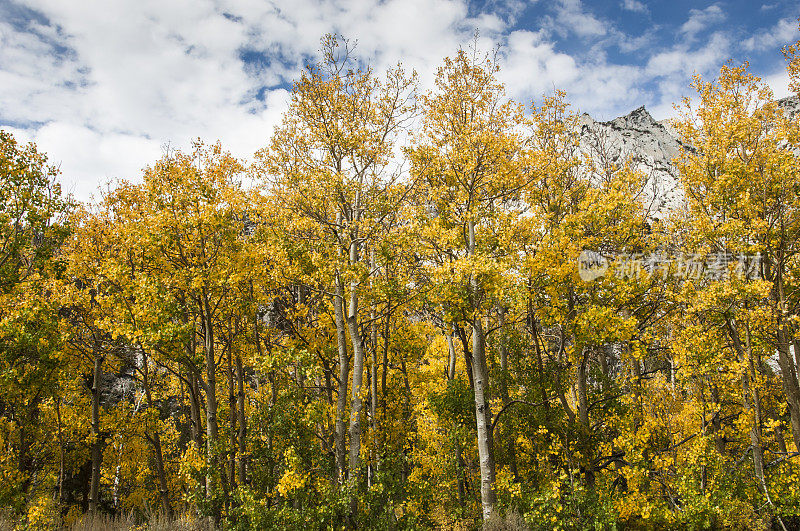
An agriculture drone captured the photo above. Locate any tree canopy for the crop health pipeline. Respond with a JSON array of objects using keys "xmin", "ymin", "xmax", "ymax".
[{"xmin": 2, "ymin": 32, "xmax": 800, "ymax": 530}]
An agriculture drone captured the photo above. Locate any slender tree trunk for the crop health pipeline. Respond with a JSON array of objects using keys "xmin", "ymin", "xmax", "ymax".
[
  {"xmin": 381, "ymin": 314, "xmax": 390, "ymax": 403},
  {"xmin": 746, "ymin": 324, "xmax": 766, "ymax": 485},
  {"xmin": 201, "ymin": 292, "xmax": 223, "ymax": 517},
  {"xmin": 576, "ymin": 347, "xmax": 595, "ymax": 488},
  {"xmin": 773, "ymin": 260, "xmax": 800, "ymax": 450},
  {"xmin": 472, "ymin": 317, "xmax": 496, "ymax": 520},
  {"xmin": 727, "ymin": 319, "xmax": 765, "ymax": 479},
  {"xmin": 777, "ymin": 325, "xmax": 800, "ymax": 450},
  {"xmin": 710, "ymin": 385, "xmax": 726, "ymax": 455},
  {"xmin": 456, "ymin": 439, "xmax": 466, "ymax": 508},
  {"xmin": 468, "ymin": 218, "xmax": 496, "ymax": 521},
  {"xmin": 188, "ymin": 371, "xmax": 204, "ymax": 451},
  {"xmin": 55, "ymin": 396, "xmax": 65, "ymax": 504},
  {"xmin": 446, "ymin": 329, "xmax": 457, "ymax": 380},
  {"xmin": 334, "ymin": 277, "xmax": 350, "ymax": 483},
  {"xmin": 150, "ymin": 431, "xmax": 172, "ymax": 517},
  {"xmin": 142, "ymin": 352, "xmax": 173, "ymax": 518},
  {"xmin": 369, "ymin": 297, "xmax": 378, "ymax": 486},
  {"xmin": 227, "ymin": 339, "xmax": 237, "ymax": 492},
  {"xmin": 88, "ymin": 352, "xmax": 104, "ymax": 514},
  {"xmin": 236, "ymin": 355, "xmax": 247, "ymax": 486},
  {"xmin": 530, "ymin": 314, "xmax": 549, "ymax": 407},
  {"xmin": 735, "ymin": 315, "xmax": 787, "ymax": 530},
  {"xmin": 347, "ymin": 239, "xmax": 366, "ymax": 518},
  {"xmin": 18, "ymin": 404, "xmax": 32, "ymax": 495},
  {"xmin": 455, "ymin": 323, "xmax": 475, "ymax": 390},
  {"xmin": 793, "ymin": 335, "xmax": 800, "ymax": 389}
]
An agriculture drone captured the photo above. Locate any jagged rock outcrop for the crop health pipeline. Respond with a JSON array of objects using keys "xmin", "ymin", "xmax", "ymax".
[
  {"xmin": 778, "ymin": 95, "xmax": 800, "ymax": 122},
  {"xmin": 577, "ymin": 105, "xmax": 685, "ymax": 214},
  {"xmin": 576, "ymin": 95, "xmax": 800, "ymax": 216}
]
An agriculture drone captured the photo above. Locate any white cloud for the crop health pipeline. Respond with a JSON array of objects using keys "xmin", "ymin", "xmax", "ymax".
[
  {"xmin": 1, "ymin": 0, "xmax": 504, "ymax": 201},
  {"xmin": 34, "ymin": 122, "xmax": 162, "ymax": 201},
  {"xmin": 762, "ymin": 69, "xmax": 792, "ymax": 99},
  {"xmin": 680, "ymin": 4, "xmax": 726, "ymax": 40},
  {"xmin": 499, "ymin": 30, "xmax": 579, "ymax": 98},
  {"xmin": 742, "ymin": 17, "xmax": 799, "ymax": 51},
  {"xmin": 498, "ymin": 30, "xmax": 648, "ymax": 120},
  {"xmin": 547, "ymin": 0, "xmax": 607, "ymax": 39},
  {"xmin": 646, "ymin": 32, "xmax": 731, "ymax": 78},
  {"xmin": 621, "ymin": 0, "xmax": 648, "ymax": 15},
  {"xmin": 0, "ymin": 0, "xmax": 795, "ymax": 204}
]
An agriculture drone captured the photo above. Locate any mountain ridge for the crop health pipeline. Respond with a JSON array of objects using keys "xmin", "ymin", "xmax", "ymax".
[{"xmin": 576, "ymin": 95, "xmax": 800, "ymax": 214}]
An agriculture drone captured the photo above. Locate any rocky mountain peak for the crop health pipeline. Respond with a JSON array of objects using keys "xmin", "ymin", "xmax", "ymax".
[
  {"xmin": 577, "ymin": 103, "xmax": 685, "ymax": 214},
  {"xmin": 605, "ymin": 105, "xmax": 658, "ymax": 131},
  {"xmin": 576, "ymin": 94, "xmax": 799, "ymax": 216},
  {"xmin": 777, "ymin": 94, "xmax": 800, "ymax": 121}
]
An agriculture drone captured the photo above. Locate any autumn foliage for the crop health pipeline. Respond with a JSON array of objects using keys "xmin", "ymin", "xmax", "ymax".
[{"xmin": 2, "ymin": 33, "xmax": 800, "ymax": 530}]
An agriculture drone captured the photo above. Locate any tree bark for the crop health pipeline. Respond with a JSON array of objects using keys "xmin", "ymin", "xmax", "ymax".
[
  {"xmin": 236, "ymin": 355, "xmax": 247, "ymax": 486},
  {"xmin": 455, "ymin": 323, "xmax": 475, "ymax": 390},
  {"xmin": 347, "ymin": 243, "xmax": 366, "ymax": 482},
  {"xmin": 726, "ymin": 318, "xmax": 765, "ymax": 483},
  {"xmin": 471, "ymin": 316, "xmax": 496, "ymax": 520},
  {"xmin": 201, "ymin": 291, "xmax": 222, "ymax": 517},
  {"xmin": 88, "ymin": 352, "xmax": 104, "ymax": 514},
  {"xmin": 142, "ymin": 351, "xmax": 173, "ymax": 518},
  {"xmin": 772, "ymin": 258, "xmax": 800, "ymax": 450},
  {"xmin": 369, "ymin": 297, "xmax": 378, "ymax": 487},
  {"xmin": 576, "ymin": 347, "xmax": 595, "ymax": 488},
  {"xmin": 188, "ymin": 371, "xmax": 204, "ymax": 452},
  {"xmin": 776, "ymin": 326, "xmax": 800, "ymax": 450},
  {"xmin": 333, "ymin": 276, "xmax": 350, "ymax": 483},
  {"xmin": 227, "ymin": 337, "xmax": 237, "ymax": 492},
  {"xmin": 468, "ymin": 218, "xmax": 496, "ymax": 521},
  {"xmin": 55, "ymin": 396, "xmax": 65, "ymax": 504},
  {"xmin": 446, "ymin": 329, "xmax": 457, "ymax": 380}
]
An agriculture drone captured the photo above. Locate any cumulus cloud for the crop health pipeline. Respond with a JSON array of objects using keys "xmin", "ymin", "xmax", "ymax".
[
  {"xmin": 0, "ymin": 0, "xmax": 795, "ymax": 201},
  {"xmin": 762, "ymin": 69, "xmax": 792, "ymax": 99},
  {"xmin": 621, "ymin": 0, "xmax": 648, "ymax": 15},
  {"xmin": 545, "ymin": 0, "xmax": 607, "ymax": 39},
  {"xmin": 0, "ymin": 0, "xmax": 503, "ymax": 200},
  {"xmin": 742, "ymin": 17, "xmax": 798, "ymax": 51},
  {"xmin": 647, "ymin": 32, "xmax": 731, "ymax": 78},
  {"xmin": 498, "ymin": 29, "xmax": 646, "ymax": 119},
  {"xmin": 680, "ymin": 4, "xmax": 726, "ymax": 41}
]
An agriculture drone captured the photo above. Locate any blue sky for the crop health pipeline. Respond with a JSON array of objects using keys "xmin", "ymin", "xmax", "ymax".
[{"xmin": 1, "ymin": 0, "xmax": 798, "ymax": 201}]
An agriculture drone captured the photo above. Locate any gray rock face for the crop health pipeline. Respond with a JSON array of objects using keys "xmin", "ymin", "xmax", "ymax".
[
  {"xmin": 778, "ymin": 95, "xmax": 800, "ymax": 123},
  {"xmin": 577, "ymin": 106, "xmax": 685, "ymax": 215},
  {"xmin": 576, "ymin": 94, "xmax": 800, "ymax": 216}
]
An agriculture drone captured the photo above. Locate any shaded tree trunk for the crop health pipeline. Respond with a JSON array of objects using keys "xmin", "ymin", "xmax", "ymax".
[
  {"xmin": 333, "ymin": 277, "xmax": 350, "ymax": 483},
  {"xmin": 88, "ymin": 352, "xmax": 104, "ymax": 514},
  {"xmin": 142, "ymin": 352, "xmax": 173, "ymax": 519},
  {"xmin": 227, "ymin": 339, "xmax": 237, "ymax": 492},
  {"xmin": 236, "ymin": 355, "xmax": 247, "ymax": 486},
  {"xmin": 771, "ymin": 258, "xmax": 800, "ymax": 450},
  {"xmin": 576, "ymin": 347, "xmax": 595, "ymax": 489},
  {"xmin": 200, "ymin": 291, "xmax": 223, "ymax": 519},
  {"xmin": 446, "ymin": 329, "xmax": 457, "ymax": 380},
  {"xmin": 347, "ymin": 238, "xmax": 366, "ymax": 521}
]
